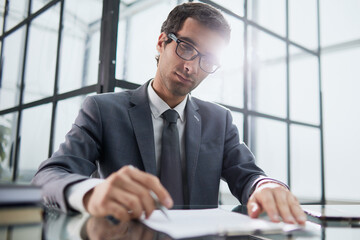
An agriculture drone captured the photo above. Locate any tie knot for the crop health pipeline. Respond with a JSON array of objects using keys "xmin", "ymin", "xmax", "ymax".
[{"xmin": 162, "ymin": 109, "xmax": 179, "ymax": 123}]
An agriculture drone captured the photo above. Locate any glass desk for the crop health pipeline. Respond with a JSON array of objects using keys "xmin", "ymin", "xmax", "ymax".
[{"xmin": 2, "ymin": 205, "xmax": 360, "ymax": 240}]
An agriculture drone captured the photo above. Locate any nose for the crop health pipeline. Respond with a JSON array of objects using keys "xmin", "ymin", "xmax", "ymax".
[{"xmin": 183, "ymin": 57, "xmax": 200, "ymax": 74}]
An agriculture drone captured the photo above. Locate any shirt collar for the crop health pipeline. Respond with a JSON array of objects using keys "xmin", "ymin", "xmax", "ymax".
[{"xmin": 147, "ymin": 80, "xmax": 187, "ymax": 122}]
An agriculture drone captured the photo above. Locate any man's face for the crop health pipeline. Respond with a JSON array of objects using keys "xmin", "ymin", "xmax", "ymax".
[{"xmin": 155, "ymin": 17, "xmax": 227, "ymax": 100}]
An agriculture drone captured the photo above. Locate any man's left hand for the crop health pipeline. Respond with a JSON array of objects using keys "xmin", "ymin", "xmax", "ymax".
[{"xmin": 247, "ymin": 182, "xmax": 307, "ymax": 225}]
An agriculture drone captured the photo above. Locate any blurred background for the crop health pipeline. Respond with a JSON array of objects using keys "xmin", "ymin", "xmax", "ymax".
[{"xmin": 0, "ymin": 0, "xmax": 359, "ymax": 205}]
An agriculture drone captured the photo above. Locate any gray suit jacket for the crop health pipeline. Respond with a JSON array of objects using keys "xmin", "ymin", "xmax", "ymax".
[{"xmin": 33, "ymin": 81, "xmax": 266, "ymax": 212}]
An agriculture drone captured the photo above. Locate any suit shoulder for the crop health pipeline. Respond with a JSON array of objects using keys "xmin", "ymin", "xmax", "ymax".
[
  {"xmin": 85, "ymin": 90, "xmax": 133, "ymax": 106},
  {"xmin": 190, "ymin": 96, "xmax": 230, "ymax": 114}
]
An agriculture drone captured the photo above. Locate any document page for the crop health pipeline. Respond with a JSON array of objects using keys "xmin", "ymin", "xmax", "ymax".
[{"xmin": 141, "ymin": 208, "xmax": 301, "ymax": 239}]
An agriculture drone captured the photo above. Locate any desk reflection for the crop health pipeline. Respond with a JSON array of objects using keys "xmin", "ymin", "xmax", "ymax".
[
  {"xmin": 85, "ymin": 217, "xmax": 164, "ymax": 240},
  {"xmin": 44, "ymin": 210, "xmax": 173, "ymax": 240},
  {"xmin": 40, "ymin": 206, "xmax": 360, "ymax": 240}
]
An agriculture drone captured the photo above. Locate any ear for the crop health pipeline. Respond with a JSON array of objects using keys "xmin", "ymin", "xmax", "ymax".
[{"xmin": 156, "ymin": 32, "xmax": 167, "ymax": 53}]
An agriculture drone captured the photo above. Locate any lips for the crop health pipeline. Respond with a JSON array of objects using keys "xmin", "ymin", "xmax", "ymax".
[{"xmin": 175, "ymin": 72, "xmax": 192, "ymax": 84}]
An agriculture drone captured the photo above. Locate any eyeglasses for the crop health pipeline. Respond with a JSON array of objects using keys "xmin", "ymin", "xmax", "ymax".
[{"xmin": 168, "ymin": 33, "xmax": 220, "ymax": 74}]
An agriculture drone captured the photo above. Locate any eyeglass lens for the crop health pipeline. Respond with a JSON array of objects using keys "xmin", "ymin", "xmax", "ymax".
[{"xmin": 176, "ymin": 41, "xmax": 218, "ymax": 73}]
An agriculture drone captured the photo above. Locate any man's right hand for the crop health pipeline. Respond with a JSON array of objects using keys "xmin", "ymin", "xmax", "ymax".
[{"xmin": 83, "ymin": 165, "xmax": 173, "ymax": 221}]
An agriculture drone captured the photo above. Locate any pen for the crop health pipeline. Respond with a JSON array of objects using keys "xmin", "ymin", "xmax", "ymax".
[{"xmin": 150, "ymin": 190, "xmax": 170, "ymax": 220}]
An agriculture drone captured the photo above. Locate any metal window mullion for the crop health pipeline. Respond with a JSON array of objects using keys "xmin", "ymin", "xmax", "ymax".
[
  {"xmin": 97, "ymin": 0, "xmax": 120, "ymax": 93},
  {"xmin": 248, "ymin": 0, "xmax": 259, "ymax": 154},
  {"xmin": 48, "ymin": 0, "xmax": 64, "ymax": 157},
  {"xmin": 115, "ymin": 79, "xmax": 140, "ymax": 90},
  {"xmin": 0, "ymin": 0, "xmax": 60, "ymax": 41},
  {"xmin": 12, "ymin": 0, "xmax": 32, "ymax": 181},
  {"xmin": 0, "ymin": 84, "xmax": 97, "ymax": 116},
  {"xmin": 0, "ymin": 0, "xmax": 9, "ymax": 87},
  {"xmin": 243, "ymin": 0, "xmax": 249, "ymax": 146},
  {"xmin": 285, "ymin": 0, "xmax": 291, "ymax": 189},
  {"xmin": 317, "ymin": 0, "xmax": 326, "ymax": 205}
]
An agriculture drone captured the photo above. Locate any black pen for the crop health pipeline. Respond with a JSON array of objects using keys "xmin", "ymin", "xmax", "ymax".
[{"xmin": 150, "ymin": 190, "xmax": 170, "ymax": 220}]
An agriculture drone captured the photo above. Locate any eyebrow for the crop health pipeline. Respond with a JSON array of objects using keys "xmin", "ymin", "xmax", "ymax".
[
  {"xmin": 176, "ymin": 35, "xmax": 198, "ymax": 47},
  {"xmin": 176, "ymin": 35, "xmax": 217, "ymax": 59}
]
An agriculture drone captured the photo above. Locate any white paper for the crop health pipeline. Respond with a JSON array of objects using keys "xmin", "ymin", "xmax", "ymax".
[{"xmin": 141, "ymin": 208, "xmax": 301, "ymax": 239}]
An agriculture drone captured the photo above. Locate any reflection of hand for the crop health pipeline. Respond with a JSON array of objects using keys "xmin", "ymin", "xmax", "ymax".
[
  {"xmin": 83, "ymin": 166, "xmax": 173, "ymax": 221},
  {"xmin": 247, "ymin": 182, "xmax": 307, "ymax": 225},
  {"xmin": 85, "ymin": 216, "xmax": 155, "ymax": 240}
]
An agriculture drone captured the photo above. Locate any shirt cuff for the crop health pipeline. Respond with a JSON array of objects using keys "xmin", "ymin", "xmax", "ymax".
[
  {"xmin": 249, "ymin": 177, "xmax": 289, "ymax": 198},
  {"xmin": 66, "ymin": 178, "xmax": 105, "ymax": 213},
  {"xmin": 256, "ymin": 178, "xmax": 289, "ymax": 190}
]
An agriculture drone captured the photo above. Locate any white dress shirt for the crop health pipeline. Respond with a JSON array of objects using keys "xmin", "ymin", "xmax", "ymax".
[{"xmin": 147, "ymin": 80, "xmax": 188, "ymax": 174}]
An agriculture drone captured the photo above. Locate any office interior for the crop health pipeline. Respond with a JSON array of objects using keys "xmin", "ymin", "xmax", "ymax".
[{"xmin": 0, "ymin": 0, "xmax": 359, "ymax": 207}]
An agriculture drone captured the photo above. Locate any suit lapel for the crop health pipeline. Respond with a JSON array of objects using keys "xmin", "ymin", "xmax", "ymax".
[
  {"xmin": 128, "ymin": 82, "xmax": 157, "ymax": 175},
  {"xmin": 185, "ymin": 96, "xmax": 201, "ymax": 202}
]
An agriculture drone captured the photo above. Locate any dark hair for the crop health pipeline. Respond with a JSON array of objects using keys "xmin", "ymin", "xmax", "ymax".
[{"xmin": 155, "ymin": 2, "xmax": 231, "ymax": 64}]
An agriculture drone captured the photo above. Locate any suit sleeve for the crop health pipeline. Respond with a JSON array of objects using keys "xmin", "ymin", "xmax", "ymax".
[
  {"xmin": 220, "ymin": 109, "xmax": 267, "ymax": 204},
  {"xmin": 32, "ymin": 96, "xmax": 103, "ymax": 212}
]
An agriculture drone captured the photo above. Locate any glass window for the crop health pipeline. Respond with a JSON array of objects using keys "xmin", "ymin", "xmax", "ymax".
[
  {"xmin": 250, "ymin": 117, "xmax": 288, "ymax": 184},
  {"xmin": 5, "ymin": 0, "xmax": 29, "ymax": 31},
  {"xmin": 232, "ymin": 111, "xmax": 244, "ymax": 142},
  {"xmin": 219, "ymin": 179, "xmax": 239, "ymax": 205},
  {"xmin": 247, "ymin": 27, "xmax": 287, "ymax": 118},
  {"xmin": 248, "ymin": 0, "xmax": 286, "ymax": 37},
  {"xmin": 23, "ymin": 3, "xmax": 60, "ymax": 103},
  {"xmin": 115, "ymin": 19, "xmax": 126, "ymax": 80},
  {"xmin": 320, "ymin": 0, "xmax": 360, "ymax": 47},
  {"xmin": 18, "ymin": 103, "xmax": 52, "ymax": 182},
  {"xmin": 24, "ymin": 4, "xmax": 59, "ymax": 102},
  {"xmin": 0, "ymin": 2, "xmax": 4, "ymax": 34},
  {"xmin": 116, "ymin": 0, "xmax": 176, "ymax": 84},
  {"xmin": 322, "ymin": 47, "xmax": 360, "ymax": 201},
  {"xmin": 289, "ymin": 0, "xmax": 318, "ymax": 50},
  {"xmin": 114, "ymin": 87, "xmax": 125, "ymax": 93},
  {"xmin": 193, "ymin": 15, "xmax": 244, "ymax": 108},
  {"xmin": 53, "ymin": 95, "xmax": 88, "ymax": 154},
  {"xmin": 0, "ymin": 112, "xmax": 18, "ymax": 183},
  {"xmin": 58, "ymin": 0, "xmax": 101, "ymax": 93},
  {"xmin": 289, "ymin": 46, "xmax": 319, "ymax": 125},
  {"xmin": 290, "ymin": 124, "xmax": 321, "ymax": 202},
  {"xmin": 0, "ymin": 27, "xmax": 26, "ymax": 110},
  {"xmin": 86, "ymin": 30, "xmax": 101, "ymax": 87},
  {"xmin": 212, "ymin": 0, "xmax": 244, "ymax": 17},
  {"xmin": 31, "ymin": 0, "xmax": 53, "ymax": 13},
  {"xmin": 121, "ymin": 0, "xmax": 138, "ymax": 5}
]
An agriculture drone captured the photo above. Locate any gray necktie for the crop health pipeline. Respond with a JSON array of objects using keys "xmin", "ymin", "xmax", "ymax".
[{"xmin": 160, "ymin": 109, "xmax": 184, "ymax": 207}]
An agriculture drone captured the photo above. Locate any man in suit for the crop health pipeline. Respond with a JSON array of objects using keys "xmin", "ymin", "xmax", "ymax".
[{"xmin": 33, "ymin": 3, "xmax": 306, "ymax": 224}]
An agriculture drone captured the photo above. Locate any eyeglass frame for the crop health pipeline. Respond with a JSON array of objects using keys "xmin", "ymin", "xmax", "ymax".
[{"xmin": 167, "ymin": 33, "xmax": 220, "ymax": 74}]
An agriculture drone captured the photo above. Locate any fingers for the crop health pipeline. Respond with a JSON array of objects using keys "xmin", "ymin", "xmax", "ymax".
[
  {"xmin": 289, "ymin": 195, "xmax": 307, "ymax": 224},
  {"xmin": 247, "ymin": 182, "xmax": 307, "ymax": 225},
  {"xmin": 85, "ymin": 165, "xmax": 173, "ymax": 221},
  {"xmin": 277, "ymin": 191, "xmax": 307, "ymax": 224},
  {"xmin": 112, "ymin": 188, "xmax": 143, "ymax": 219},
  {"xmin": 109, "ymin": 169, "xmax": 156, "ymax": 218},
  {"xmin": 124, "ymin": 166, "xmax": 173, "ymax": 208},
  {"xmin": 273, "ymin": 190, "xmax": 296, "ymax": 224},
  {"xmin": 247, "ymin": 185, "xmax": 280, "ymax": 222},
  {"xmin": 115, "ymin": 166, "xmax": 173, "ymax": 217},
  {"xmin": 247, "ymin": 201, "xmax": 262, "ymax": 218}
]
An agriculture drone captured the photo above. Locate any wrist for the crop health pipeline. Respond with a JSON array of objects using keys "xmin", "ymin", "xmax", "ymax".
[
  {"xmin": 83, "ymin": 188, "xmax": 94, "ymax": 212},
  {"xmin": 249, "ymin": 177, "xmax": 289, "ymax": 198}
]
